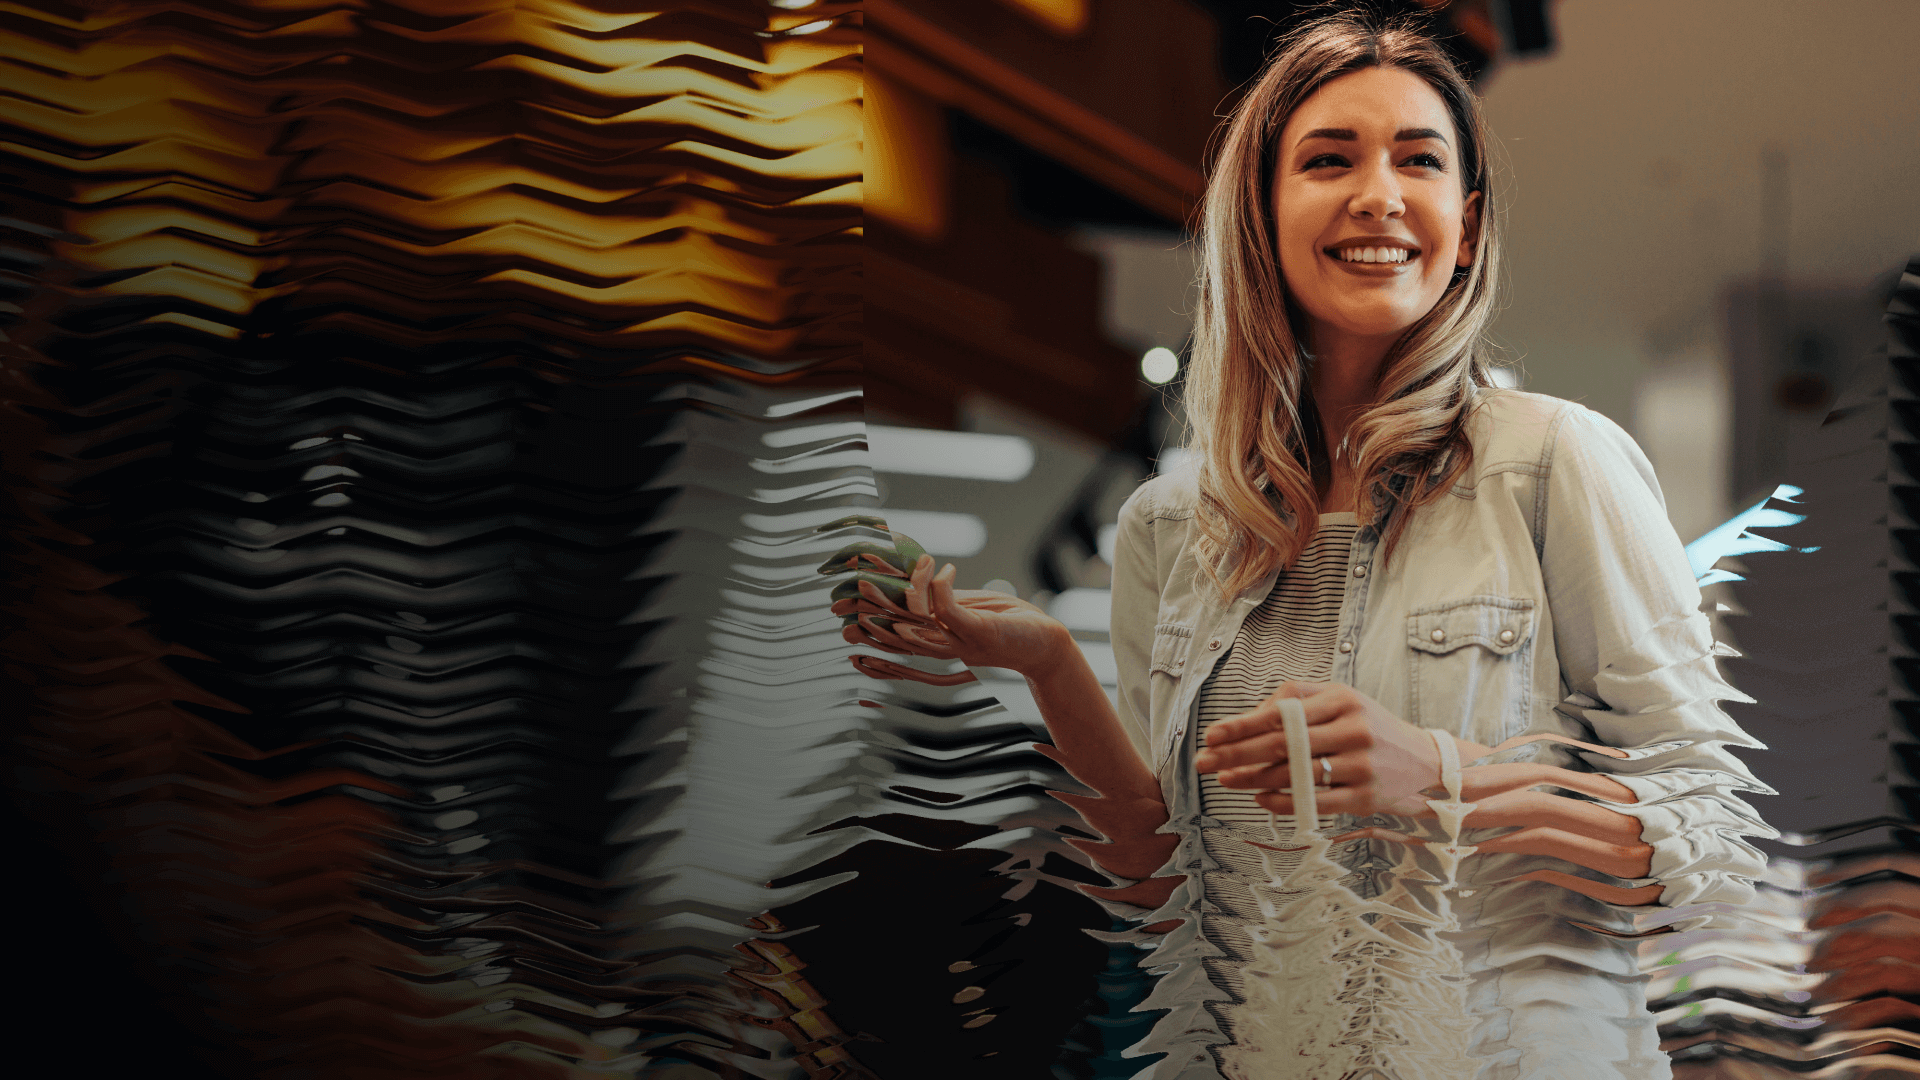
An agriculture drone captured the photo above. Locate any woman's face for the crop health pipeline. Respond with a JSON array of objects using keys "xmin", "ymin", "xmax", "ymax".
[{"xmin": 1271, "ymin": 65, "xmax": 1482, "ymax": 354}]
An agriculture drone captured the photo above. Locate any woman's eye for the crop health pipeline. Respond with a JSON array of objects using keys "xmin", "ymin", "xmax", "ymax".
[
  {"xmin": 1404, "ymin": 152, "xmax": 1446, "ymax": 169},
  {"xmin": 1304, "ymin": 154, "xmax": 1348, "ymax": 169}
]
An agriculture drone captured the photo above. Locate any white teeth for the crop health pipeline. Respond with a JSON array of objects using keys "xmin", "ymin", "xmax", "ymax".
[{"xmin": 1336, "ymin": 246, "xmax": 1413, "ymax": 263}]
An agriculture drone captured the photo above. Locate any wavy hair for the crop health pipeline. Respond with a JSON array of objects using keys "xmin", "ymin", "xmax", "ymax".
[{"xmin": 1181, "ymin": 8, "xmax": 1504, "ymax": 603}]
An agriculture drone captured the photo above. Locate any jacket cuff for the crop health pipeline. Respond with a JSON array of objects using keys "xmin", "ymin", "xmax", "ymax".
[
  {"xmin": 1083, "ymin": 875, "xmax": 1187, "ymax": 942},
  {"xmin": 1079, "ymin": 866, "xmax": 1178, "ymax": 935},
  {"xmin": 1609, "ymin": 798, "xmax": 1763, "ymax": 909},
  {"xmin": 1084, "ymin": 885, "xmax": 1154, "ymax": 925}
]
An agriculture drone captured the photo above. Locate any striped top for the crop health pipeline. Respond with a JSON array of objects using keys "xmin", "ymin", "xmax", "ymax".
[
  {"xmin": 1196, "ymin": 513, "xmax": 1358, "ymax": 829},
  {"xmin": 1194, "ymin": 512, "xmax": 1369, "ymax": 1041}
]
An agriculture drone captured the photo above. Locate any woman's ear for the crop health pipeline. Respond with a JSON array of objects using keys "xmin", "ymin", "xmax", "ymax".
[{"xmin": 1456, "ymin": 190, "xmax": 1484, "ymax": 269}]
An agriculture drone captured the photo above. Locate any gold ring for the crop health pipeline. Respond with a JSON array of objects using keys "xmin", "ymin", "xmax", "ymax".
[{"xmin": 1318, "ymin": 755, "xmax": 1333, "ymax": 786}]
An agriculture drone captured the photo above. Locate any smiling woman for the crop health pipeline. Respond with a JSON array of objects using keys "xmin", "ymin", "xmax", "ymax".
[
  {"xmin": 1276, "ymin": 87, "xmax": 1481, "ymax": 347},
  {"xmin": 834, "ymin": 8, "xmax": 1772, "ymax": 1080},
  {"xmin": 1265, "ymin": 66, "xmax": 1485, "ymax": 520}
]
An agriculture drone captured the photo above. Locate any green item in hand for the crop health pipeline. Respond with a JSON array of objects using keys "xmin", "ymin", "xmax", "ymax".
[{"xmin": 815, "ymin": 519, "xmax": 929, "ymax": 629}]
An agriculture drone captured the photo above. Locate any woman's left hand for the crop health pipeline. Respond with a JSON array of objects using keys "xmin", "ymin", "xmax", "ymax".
[
  {"xmin": 1345, "ymin": 781, "xmax": 1664, "ymax": 907},
  {"xmin": 1197, "ymin": 681, "xmax": 1663, "ymax": 906}
]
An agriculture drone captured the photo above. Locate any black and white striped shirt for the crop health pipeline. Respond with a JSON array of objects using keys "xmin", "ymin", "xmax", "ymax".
[{"xmin": 1196, "ymin": 513, "xmax": 1358, "ymax": 829}]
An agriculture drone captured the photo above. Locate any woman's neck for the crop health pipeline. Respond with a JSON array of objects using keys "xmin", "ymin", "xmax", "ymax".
[
  {"xmin": 1305, "ymin": 327, "xmax": 1391, "ymax": 514},
  {"xmin": 1306, "ymin": 327, "xmax": 1391, "ymax": 450},
  {"xmin": 1313, "ymin": 458, "xmax": 1359, "ymax": 515}
]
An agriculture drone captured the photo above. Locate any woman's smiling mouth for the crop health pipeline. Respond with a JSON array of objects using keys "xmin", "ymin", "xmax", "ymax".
[
  {"xmin": 1329, "ymin": 246, "xmax": 1417, "ymax": 263},
  {"xmin": 1323, "ymin": 242, "xmax": 1421, "ymax": 274}
]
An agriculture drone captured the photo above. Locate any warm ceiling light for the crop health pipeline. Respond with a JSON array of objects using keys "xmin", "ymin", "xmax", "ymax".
[{"xmin": 995, "ymin": 0, "xmax": 1090, "ymax": 36}]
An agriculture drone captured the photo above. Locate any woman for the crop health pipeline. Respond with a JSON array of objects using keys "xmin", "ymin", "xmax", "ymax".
[{"xmin": 834, "ymin": 11, "xmax": 1772, "ymax": 1079}]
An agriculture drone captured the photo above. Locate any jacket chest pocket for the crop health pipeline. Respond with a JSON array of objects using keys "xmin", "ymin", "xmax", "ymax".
[
  {"xmin": 1145, "ymin": 621, "xmax": 1194, "ymax": 747},
  {"xmin": 1149, "ymin": 622, "xmax": 1194, "ymax": 678},
  {"xmin": 1406, "ymin": 596, "xmax": 1535, "ymax": 744}
]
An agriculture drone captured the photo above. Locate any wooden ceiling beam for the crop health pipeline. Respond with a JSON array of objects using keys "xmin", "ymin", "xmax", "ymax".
[{"xmin": 865, "ymin": 0, "xmax": 1204, "ymax": 228}]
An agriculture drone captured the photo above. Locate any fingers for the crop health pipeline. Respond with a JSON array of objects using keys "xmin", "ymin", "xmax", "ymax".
[
  {"xmin": 849, "ymin": 654, "xmax": 978, "ymax": 686},
  {"xmin": 839, "ymin": 586, "xmax": 958, "ymax": 661},
  {"xmin": 1470, "ymin": 825, "xmax": 1653, "ymax": 880},
  {"xmin": 928, "ymin": 560, "xmax": 963, "ymax": 624},
  {"xmin": 1199, "ymin": 682, "xmax": 1340, "ymax": 755},
  {"xmin": 1487, "ymin": 732, "xmax": 1631, "ymax": 760},
  {"xmin": 1215, "ymin": 749, "xmax": 1367, "ymax": 791},
  {"xmin": 1458, "ymin": 790, "xmax": 1648, "ymax": 848},
  {"xmin": 1528, "ymin": 765, "xmax": 1637, "ymax": 804},
  {"xmin": 907, "ymin": 553, "xmax": 935, "ymax": 620},
  {"xmin": 842, "ymin": 622, "xmax": 912, "ymax": 654},
  {"xmin": 1252, "ymin": 785, "xmax": 1377, "ymax": 816},
  {"xmin": 844, "ymin": 613, "xmax": 955, "ymax": 659},
  {"xmin": 851, "ymin": 579, "xmax": 942, "ymax": 627},
  {"xmin": 1197, "ymin": 711, "xmax": 1365, "ymax": 774},
  {"xmin": 1439, "ymin": 763, "xmax": 1638, "ymax": 806},
  {"xmin": 850, "ymin": 654, "xmax": 907, "ymax": 680},
  {"xmin": 832, "ymin": 594, "xmax": 943, "ymax": 630},
  {"xmin": 1511, "ymin": 869, "xmax": 1663, "ymax": 907},
  {"xmin": 1452, "ymin": 763, "xmax": 1557, "ymax": 802},
  {"xmin": 893, "ymin": 622, "xmax": 960, "ymax": 658},
  {"xmin": 856, "ymin": 614, "xmax": 927, "ymax": 654}
]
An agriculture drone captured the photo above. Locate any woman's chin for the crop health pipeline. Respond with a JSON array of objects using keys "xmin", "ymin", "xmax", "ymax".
[{"xmin": 1309, "ymin": 307, "xmax": 1431, "ymax": 347}]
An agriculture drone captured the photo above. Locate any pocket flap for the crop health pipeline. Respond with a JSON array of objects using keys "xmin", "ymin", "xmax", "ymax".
[
  {"xmin": 1407, "ymin": 597, "xmax": 1534, "ymax": 656},
  {"xmin": 1149, "ymin": 623, "xmax": 1193, "ymax": 676}
]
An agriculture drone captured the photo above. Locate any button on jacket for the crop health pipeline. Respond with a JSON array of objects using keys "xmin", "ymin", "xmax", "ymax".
[{"xmin": 1103, "ymin": 389, "xmax": 1775, "ymax": 1079}]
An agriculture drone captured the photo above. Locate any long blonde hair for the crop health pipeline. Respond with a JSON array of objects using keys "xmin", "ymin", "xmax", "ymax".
[{"xmin": 1182, "ymin": 10, "xmax": 1504, "ymax": 603}]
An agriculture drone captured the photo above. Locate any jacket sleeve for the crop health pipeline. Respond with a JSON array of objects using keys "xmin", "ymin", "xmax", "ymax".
[
  {"xmin": 1539, "ymin": 404, "xmax": 1777, "ymax": 910},
  {"xmin": 1109, "ymin": 478, "xmax": 1162, "ymax": 770},
  {"xmin": 1083, "ymin": 477, "xmax": 1185, "ymax": 929}
]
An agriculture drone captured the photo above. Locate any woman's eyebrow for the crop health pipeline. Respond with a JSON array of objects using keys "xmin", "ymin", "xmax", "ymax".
[{"xmin": 1297, "ymin": 126, "xmax": 1450, "ymax": 145}]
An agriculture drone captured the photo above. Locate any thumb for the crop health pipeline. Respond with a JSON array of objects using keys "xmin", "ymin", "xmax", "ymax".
[{"xmin": 928, "ymin": 562, "xmax": 973, "ymax": 632}]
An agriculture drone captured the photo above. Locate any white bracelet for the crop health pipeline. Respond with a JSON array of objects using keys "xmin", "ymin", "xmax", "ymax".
[{"xmin": 1426, "ymin": 727, "xmax": 1478, "ymax": 893}]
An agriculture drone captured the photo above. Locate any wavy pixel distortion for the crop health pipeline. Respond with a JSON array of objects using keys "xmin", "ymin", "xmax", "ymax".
[
  {"xmin": 1650, "ymin": 258, "xmax": 1920, "ymax": 1077},
  {"xmin": 25, "ymin": 4, "xmax": 1909, "ymax": 1079},
  {"xmin": 0, "ymin": 1, "xmax": 893, "ymax": 1076}
]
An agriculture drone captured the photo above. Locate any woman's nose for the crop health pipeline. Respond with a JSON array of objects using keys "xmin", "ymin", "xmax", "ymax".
[{"xmin": 1348, "ymin": 160, "xmax": 1405, "ymax": 219}]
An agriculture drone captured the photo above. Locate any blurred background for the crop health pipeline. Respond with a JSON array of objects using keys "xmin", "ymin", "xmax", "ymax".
[
  {"xmin": 5, "ymin": 2, "xmax": 1914, "ymax": 1076},
  {"xmin": 863, "ymin": 0, "xmax": 1918, "ymax": 621}
]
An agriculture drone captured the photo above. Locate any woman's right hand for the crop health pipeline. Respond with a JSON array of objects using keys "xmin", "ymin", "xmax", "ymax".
[
  {"xmin": 837, "ymin": 554, "xmax": 1185, "ymax": 927},
  {"xmin": 833, "ymin": 554, "xmax": 1076, "ymax": 684}
]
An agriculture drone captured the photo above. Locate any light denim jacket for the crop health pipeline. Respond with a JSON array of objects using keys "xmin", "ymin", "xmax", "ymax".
[{"xmin": 1103, "ymin": 389, "xmax": 1775, "ymax": 1079}]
